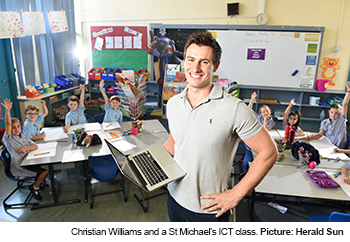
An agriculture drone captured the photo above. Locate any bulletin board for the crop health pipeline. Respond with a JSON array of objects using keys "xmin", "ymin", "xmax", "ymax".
[
  {"xmin": 150, "ymin": 24, "xmax": 324, "ymax": 89},
  {"xmin": 90, "ymin": 26, "xmax": 148, "ymax": 71}
]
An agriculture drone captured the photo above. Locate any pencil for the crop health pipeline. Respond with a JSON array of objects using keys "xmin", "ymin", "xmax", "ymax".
[
  {"xmin": 34, "ymin": 152, "xmax": 50, "ymax": 156},
  {"xmin": 106, "ymin": 123, "xmax": 113, "ymax": 128}
]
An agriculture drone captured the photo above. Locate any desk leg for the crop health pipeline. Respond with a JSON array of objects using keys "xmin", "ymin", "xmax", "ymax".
[
  {"xmin": 31, "ymin": 163, "xmax": 81, "ymax": 210},
  {"xmin": 133, "ymin": 188, "xmax": 166, "ymax": 213},
  {"xmin": 83, "ymin": 160, "xmax": 89, "ymax": 203}
]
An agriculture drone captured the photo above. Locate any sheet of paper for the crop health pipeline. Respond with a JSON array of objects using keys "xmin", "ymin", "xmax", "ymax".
[
  {"xmin": 84, "ymin": 122, "xmax": 102, "ymax": 131},
  {"xmin": 269, "ymin": 130, "xmax": 281, "ymax": 139},
  {"xmin": 99, "ymin": 131, "xmax": 122, "ymax": 141},
  {"xmin": 115, "ymin": 36, "xmax": 123, "ymax": 49},
  {"xmin": 94, "ymin": 36, "xmax": 104, "ymax": 50},
  {"xmin": 26, "ymin": 142, "xmax": 57, "ymax": 159},
  {"xmin": 105, "ymin": 36, "xmax": 114, "ymax": 49},
  {"xmin": 62, "ymin": 149, "xmax": 85, "ymax": 163},
  {"xmin": 309, "ymin": 136, "xmax": 335, "ymax": 150},
  {"xmin": 317, "ymin": 147, "xmax": 350, "ymax": 161},
  {"xmin": 124, "ymin": 36, "xmax": 132, "ymax": 49},
  {"xmin": 332, "ymin": 171, "xmax": 350, "ymax": 198},
  {"xmin": 133, "ymin": 36, "xmax": 142, "ymax": 49},
  {"xmin": 43, "ymin": 128, "xmax": 68, "ymax": 142},
  {"xmin": 102, "ymin": 122, "xmax": 121, "ymax": 131},
  {"xmin": 109, "ymin": 139, "xmax": 136, "ymax": 152}
]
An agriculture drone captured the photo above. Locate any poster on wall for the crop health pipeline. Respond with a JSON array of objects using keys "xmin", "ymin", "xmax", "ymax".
[
  {"xmin": 47, "ymin": 10, "xmax": 68, "ymax": 33},
  {"xmin": 22, "ymin": 11, "xmax": 46, "ymax": 36},
  {"xmin": 0, "ymin": 11, "xmax": 25, "ymax": 38},
  {"xmin": 90, "ymin": 26, "xmax": 148, "ymax": 50}
]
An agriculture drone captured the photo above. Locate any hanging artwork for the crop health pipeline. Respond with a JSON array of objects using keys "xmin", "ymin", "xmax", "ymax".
[
  {"xmin": 22, "ymin": 11, "xmax": 46, "ymax": 36},
  {"xmin": 47, "ymin": 10, "xmax": 68, "ymax": 33},
  {"xmin": 0, "ymin": 11, "xmax": 25, "ymax": 38}
]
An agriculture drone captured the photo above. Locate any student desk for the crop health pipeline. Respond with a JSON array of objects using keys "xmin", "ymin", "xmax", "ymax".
[
  {"xmin": 21, "ymin": 119, "xmax": 169, "ymax": 210},
  {"xmin": 247, "ymin": 131, "xmax": 350, "ymax": 220}
]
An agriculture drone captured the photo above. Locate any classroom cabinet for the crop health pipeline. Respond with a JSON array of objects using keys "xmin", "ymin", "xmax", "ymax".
[{"xmin": 237, "ymin": 85, "xmax": 346, "ymax": 122}]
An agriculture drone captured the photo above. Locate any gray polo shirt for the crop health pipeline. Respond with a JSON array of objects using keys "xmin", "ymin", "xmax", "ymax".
[
  {"xmin": 167, "ymin": 85, "xmax": 262, "ymax": 214},
  {"xmin": 2, "ymin": 132, "xmax": 37, "ymax": 179},
  {"xmin": 320, "ymin": 114, "xmax": 347, "ymax": 149}
]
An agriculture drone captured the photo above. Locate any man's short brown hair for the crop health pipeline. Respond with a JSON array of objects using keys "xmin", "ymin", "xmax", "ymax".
[{"xmin": 184, "ymin": 30, "xmax": 222, "ymax": 66}]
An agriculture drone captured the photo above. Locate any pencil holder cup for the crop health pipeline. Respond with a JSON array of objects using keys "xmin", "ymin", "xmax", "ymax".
[{"xmin": 131, "ymin": 127, "xmax": 138, "ymax": 135}]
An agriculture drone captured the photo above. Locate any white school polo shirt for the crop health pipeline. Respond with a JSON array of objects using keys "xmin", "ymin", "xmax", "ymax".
[
  {"xmin": 167, "ymin": 85, "xmax": 262, "ymax": 214},
  {"xmin": 320, "ymin": 114, "xmax": 347, "ymax": 149}
]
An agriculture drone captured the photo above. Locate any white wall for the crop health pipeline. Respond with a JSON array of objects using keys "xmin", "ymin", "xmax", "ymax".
[{"xmin": 74, "ymin": 0, "xmax": 350, "ymax": 91}]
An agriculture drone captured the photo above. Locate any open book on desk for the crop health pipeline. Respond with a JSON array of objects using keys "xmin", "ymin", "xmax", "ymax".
[
  {"xmin": 26, "ymin": 142, "xmax": 57, "ymax": 159},
  {"xmin": 102, "ymin": 122, "xmax": 121, "ymax": 131},
  {"xmin": 43, "ymin": 127, "xmax": 68, "ymax": 142}
]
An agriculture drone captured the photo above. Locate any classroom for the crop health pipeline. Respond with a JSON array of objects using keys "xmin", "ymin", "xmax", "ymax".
[{"xmin": 1, "ymin": 0, "xmax": 350, "ymax": 229}]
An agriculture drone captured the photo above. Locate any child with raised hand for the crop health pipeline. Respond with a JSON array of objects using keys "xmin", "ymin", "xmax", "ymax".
[
  {"xmin": 282, "ymin": 98, "xmax": 305, "ymax": 137},
  {"xmin": 64, "ymin": 84, "xmax": 87, "ymax": 133},
  {"xmin": 1, "ymin": 98, "xmax": 49, "ymax": 200},
  {"xmin": 99, "ymin": 80, "xmax": 123, "ymax": 123},
  {"xmin": 249, "ymin": 91, "xmax": 275, "ymax": 131},
  {"xmin": 306, "ymin": 82, "xmax": 350, "ymax": 149},
  {"xmin": 22, "ymin": 99, "xmax": 48, "ymax": 141}
]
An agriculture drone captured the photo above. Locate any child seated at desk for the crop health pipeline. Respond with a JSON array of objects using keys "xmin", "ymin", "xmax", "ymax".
[
  {"xmin": 306, "ymin": 82, "xmax": 350, "ymax": 149},
  {"xmin": 63, "ymin": 84, "xmax": 87, "ymax": 133},
  {"xmin": 99, "ymin": 80, "xmax": 123, "ymax": 123},
  {"xmin": 282, "ymin": 98, "xmax": 305, "ymax": 137},
  {"xmin": 22, "ymin": 99, "xmax": 48, "ymax": 141},
  {"xmin": 1, "ymin": 98, "xmax": 49, "ymax": 200},
  {"xmin": 249, "ymin": 91, "xmax": 275, "ymax": 130}
]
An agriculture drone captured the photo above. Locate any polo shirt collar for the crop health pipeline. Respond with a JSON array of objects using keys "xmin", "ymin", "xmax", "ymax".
[{"xmin": 180, "ymin": 84, "xmax": 223, "ymax": 101}]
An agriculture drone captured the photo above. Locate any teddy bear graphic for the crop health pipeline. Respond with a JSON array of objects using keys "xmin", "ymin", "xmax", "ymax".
[{"xmin": 320, "ymin": 57, "xmax": 340, "ymax": 86}]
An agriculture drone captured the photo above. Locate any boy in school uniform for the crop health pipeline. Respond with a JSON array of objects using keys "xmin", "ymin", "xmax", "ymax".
[
  {"xmin": 63, "ymin": 84, "xmax": 87, "ymax": 132},
  {"xmin": 99, "ymin": 80, "xmax": 123, "ymax": 123},
  {"xmin": 22, "ymin": 99, "xmax": 48, "ymax": 141},
  {"xmin": 1, "ymin": 98, "xmax": 49, "ymax": 200},
  {"xmin": 306, "ymin": 82, "xmax": 350, "ymax": 149}
]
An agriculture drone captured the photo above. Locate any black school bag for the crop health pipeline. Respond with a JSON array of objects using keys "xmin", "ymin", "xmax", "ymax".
[{"xmin": 291, "ymin": 141, "xmax": 321, "ymax": 165}]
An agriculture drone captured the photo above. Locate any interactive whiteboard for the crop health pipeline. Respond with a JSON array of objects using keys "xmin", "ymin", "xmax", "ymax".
[{"xmin": 214, "ymin": 30, "xmax": 322, "ymax": 89}]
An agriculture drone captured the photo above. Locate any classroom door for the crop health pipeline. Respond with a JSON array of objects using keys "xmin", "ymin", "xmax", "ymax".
[{"xmin": 0, "ymin": 39, "xmax": 13, "ymax": 129}]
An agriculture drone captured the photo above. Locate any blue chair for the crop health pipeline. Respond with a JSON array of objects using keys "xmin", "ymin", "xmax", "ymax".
[
  {"xmin": 231, "ymin": 142, "xmax": 246, "ymax": 177},
  {"xmin": 310, "ymin": 211, "xmax": 350, "ymax": 222},
  {"xmin": 94, "ymin": 114, "xmax": 105, "ymax": 123},
  {"xmin": 240, "ymin": 144, "xmax": 253, "ymax": 180},
  {"xmin": 87, "ymin": 154, "xmax": 127, "ymax": 208},
  {"xmin": 347, "ymin": 134, "xmax": 350, "ymax": 149},
  {"xmin": 0, "ymin": 148, "xmax": 39, "ymax": 209}
]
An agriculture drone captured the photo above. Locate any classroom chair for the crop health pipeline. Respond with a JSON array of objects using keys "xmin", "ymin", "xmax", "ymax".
[
  {"xmin": 87, "ymin": 154, "xmax": 127, "ymax": 209},
  {"xmin": 93, "ymin": 114, "xmax": 105, "ymax": 124},
  {"xmin": 0, "ymin": 148, "xmax": 39, "ymax": 209},
  {"xmin": 309, "ymin": 211, "xmax": 350, "ymax": 222},
  {"xmin": 347, "ymin": 134, "xmax": 350, "ymax": 149}
]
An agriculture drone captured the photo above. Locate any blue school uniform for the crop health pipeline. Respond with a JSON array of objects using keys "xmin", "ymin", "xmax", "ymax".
[
  {"xmin": 22, "ymin": 113, "xmax": 44, "ymax": 139},
  {"xmin": 103, "ymin": 103, "xmax": 123, "ymax": 123},
  {"xmin": 65, "ymin": 105, "xmax": 87, "ymax": 125}
]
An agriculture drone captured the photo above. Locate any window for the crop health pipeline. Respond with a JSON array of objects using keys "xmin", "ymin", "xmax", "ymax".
[{"xmin": 0, "ymin": 0, "xmax": 77, "ymax": 95}]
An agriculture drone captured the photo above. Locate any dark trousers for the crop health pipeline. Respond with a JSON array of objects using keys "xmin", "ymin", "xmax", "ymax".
[{"xmin": 167, "ymin": 191, "xmax": 230, "ymax": 222}]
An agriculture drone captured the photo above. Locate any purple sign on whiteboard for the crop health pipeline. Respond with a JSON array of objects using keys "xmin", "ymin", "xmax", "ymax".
[{"xmin": 247, "ymin": 48, "xmax": 266, "ymax": 60}]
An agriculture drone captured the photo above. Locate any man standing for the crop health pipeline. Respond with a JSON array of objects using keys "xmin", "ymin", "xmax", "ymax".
[{"xmin": 164, "ymin": 30, "xmax": 277, "ymax": 222}]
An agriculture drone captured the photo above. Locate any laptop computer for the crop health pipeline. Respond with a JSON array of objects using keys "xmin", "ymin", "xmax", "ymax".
[{"xmin": 105, "ymin": 139, "xmax": 186, "ymax": 192}]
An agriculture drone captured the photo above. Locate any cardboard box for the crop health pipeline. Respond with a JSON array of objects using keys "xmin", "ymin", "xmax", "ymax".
[
  {"xmin": 25, "ymin": 89, "xmax": 41, "ymax": 98},
  {"xmin": 101, "ymin": 68, "xmax": 117, "ymax": 81},
  {"xmin": 35, "ymin": 86, "xmax": 45, "ymax": 95},
  {"xmin": 55, "ymin": 75, "xmax": 73, "ymax": 89},
  {"xmin": 88, "ymin": 67, "xmax": 105, "ymax": 80}
]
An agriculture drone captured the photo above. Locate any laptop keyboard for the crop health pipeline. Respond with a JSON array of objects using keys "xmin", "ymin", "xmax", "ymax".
[{"xmin": 133, "ymin": 151, "xmax": 169, "ymax": 186}]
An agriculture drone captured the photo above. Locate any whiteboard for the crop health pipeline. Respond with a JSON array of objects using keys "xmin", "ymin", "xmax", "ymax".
[{"xmin": 214, "ymin": 30, "xmax": 322, "ymax": 89}]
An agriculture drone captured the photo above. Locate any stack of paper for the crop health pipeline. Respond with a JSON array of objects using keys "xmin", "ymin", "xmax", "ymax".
[{"xmin": 43, "ymin": 128, "xmax": 68, "ymax": 142}]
